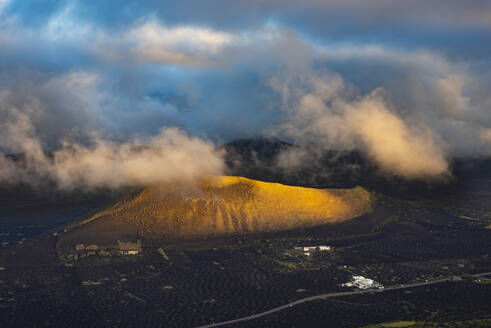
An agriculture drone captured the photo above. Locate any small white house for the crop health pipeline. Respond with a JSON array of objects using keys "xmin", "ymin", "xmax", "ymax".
[{"xmin": 117, "ymin": 240, "xmax": 142, "ymax": 255}]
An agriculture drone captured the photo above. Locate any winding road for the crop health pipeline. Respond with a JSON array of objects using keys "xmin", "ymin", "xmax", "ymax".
[{"xmin": 196, "ymin": 272, "xmax": 491, "ymax": 328}]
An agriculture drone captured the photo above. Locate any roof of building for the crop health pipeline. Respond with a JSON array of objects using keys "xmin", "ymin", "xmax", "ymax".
[{"xmin": 117, "ymin": 240, "xmax": 142, "ymax": 251}]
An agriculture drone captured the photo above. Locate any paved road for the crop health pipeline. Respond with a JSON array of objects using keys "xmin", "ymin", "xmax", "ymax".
[{"xmin": 196, "ymin": 272, "xmax": 491, "ymax": 328}]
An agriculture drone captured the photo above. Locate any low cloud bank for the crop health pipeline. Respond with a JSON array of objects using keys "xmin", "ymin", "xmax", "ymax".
[
  {"xmin": 270, "ymin": 70, "xmax": 450, "ymax": 179},
  {"xmin": 0, "ymin": 108, "xmax": 224, "ymax": 190}
]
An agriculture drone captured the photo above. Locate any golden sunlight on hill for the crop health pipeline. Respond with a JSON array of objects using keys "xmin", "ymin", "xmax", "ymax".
[{"xmin": 79, "ymin": 176, "xmax": 374, "ymax": 239}]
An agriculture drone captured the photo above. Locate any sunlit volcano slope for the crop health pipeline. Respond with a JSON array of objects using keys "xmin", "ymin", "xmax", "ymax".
[{"xmin": 60, "ymin": 176, "xmax": 374, "ymax": 244}]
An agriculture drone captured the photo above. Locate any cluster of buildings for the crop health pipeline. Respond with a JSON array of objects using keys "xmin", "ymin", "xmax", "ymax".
[
  {"xmin": 65, "ymin": 240, "xmax": 142, "ymax": 261},
  {"xmin": 342, "ymin": 275, "xmax": 384, "ymax": 289},
  {"xmin": 66, "ymin": 244, "xmax": 107, "ymax": 260},
  {"xmin": 293, "ymin": 245, "xmax": 333, "ymax": 256}
]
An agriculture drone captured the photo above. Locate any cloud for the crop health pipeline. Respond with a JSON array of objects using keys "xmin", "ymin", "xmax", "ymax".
[
  {"xmin": 1, "ymin": 4, "xmax": 491, "ymax": 184},
  {"xmin": 480, "ymin": 128, "xmax": 491, "ymax": 143},
  {"xmin": 0, "ymin": 108, "xmax": 224, "ymax": 189},
  {"xmin": 7, "ymin": 1, "xmax": 491, "ymax": 33},
  {"xmin": 0, "ymin": 67, "xmax": 192, "ymax": 149},
  {"xmin": 51, "ymin": 128, "xmax": 224, "ymax": 189},
  {"xmin": 0, "ymin": 107, "xmax": 52, "ymax": 183},
  {"xmin": 91, "ymin": 20, "xmax": 236, "ymax": 66},
  {"xmin": 270, "ymin": 68, "xmax": 449, "ymax": 179},
  {"xmin": 343, "ymin": 93, "xmax": 449, "ymax": 178}
]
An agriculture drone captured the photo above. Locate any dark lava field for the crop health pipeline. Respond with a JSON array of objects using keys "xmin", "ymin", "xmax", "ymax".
[{"xmin": 1, "ymin": 139, "xmax": 491, "ymax": 328}]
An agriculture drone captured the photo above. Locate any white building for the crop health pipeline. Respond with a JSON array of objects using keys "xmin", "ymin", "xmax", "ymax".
[
  {"xmin": 295, "ymin": 245, "xmax": 332, "ymax": 252},
  {"xmin": 343, "ymin": 275, "xmax": 383, "ymax": 289}
]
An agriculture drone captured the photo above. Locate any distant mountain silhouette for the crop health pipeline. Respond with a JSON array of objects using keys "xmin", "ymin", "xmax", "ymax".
[{"xmin": 222, "ymin": 136, "xmax": 491, "ymax": 199}]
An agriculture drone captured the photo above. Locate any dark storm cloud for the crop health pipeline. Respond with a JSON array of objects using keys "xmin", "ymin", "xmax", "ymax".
[{"xmin": 1, "ymin": 0, "xmax": 491, "ymax": 183}]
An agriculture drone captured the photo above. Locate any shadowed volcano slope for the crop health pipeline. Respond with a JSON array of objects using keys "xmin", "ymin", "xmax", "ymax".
[{"xmin": 58, "ymin": 176, "xmax": 374, "ymax": 246}]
